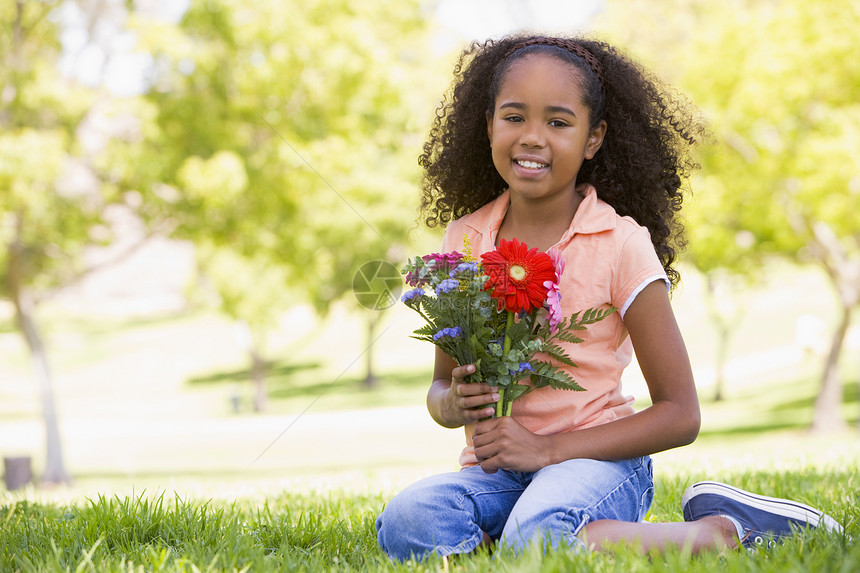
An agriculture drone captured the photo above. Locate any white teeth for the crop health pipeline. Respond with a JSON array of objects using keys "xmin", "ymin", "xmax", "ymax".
[{"xmin": 516, "ymin": 160, "xmax": 547, "ymax": 169}]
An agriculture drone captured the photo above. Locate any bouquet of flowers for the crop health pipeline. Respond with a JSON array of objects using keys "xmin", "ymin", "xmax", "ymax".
[{"xmin": 401, "ymin": 237, "xmax": 615, "ymax": 417}]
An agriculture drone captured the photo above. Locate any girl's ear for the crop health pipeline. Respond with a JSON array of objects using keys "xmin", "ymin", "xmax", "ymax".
[
  {"xmin": 585, "ymin": 120, "xmax": 607, "ymax": 160},
  {"xmin": 486, "ymin": 110, "xmax": 494, "ymax": 142}
]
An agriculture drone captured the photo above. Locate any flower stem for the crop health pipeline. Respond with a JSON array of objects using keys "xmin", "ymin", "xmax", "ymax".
[{"xmin": 496, "ymin": 310, "xmax": 515, "ymax": 417}]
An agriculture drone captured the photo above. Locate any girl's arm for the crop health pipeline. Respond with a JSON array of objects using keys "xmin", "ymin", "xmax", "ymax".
[
  {"xmin": 472, "ymin": 280, "xmax": 701, "ymax": 472},
  {"xmin": 427, "ymin": 347, "xmax": 499, "ymax": 428}
]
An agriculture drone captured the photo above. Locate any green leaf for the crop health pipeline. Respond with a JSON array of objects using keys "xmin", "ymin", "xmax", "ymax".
[
  {"xmin": 505, "ymin": 384, "xmax": 531, "ymax": 402},
  {"xmin": 531, "ymin": 363, "xmax": 585, "ymax": 392},
  {"xmin": 543, "ymin": 343, "xmax": 578, "ymax": 367},
  {"xmin": 412, "ymin": 324, "xmax": 437, "ymax": 337},
  {"xmin": 554, "ymin": 333, "xmax": 585, "ymax": 344}
]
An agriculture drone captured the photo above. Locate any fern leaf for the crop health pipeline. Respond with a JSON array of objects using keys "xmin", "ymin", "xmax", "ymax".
[
  {"xmin": 554, "ymin": 332, "xmax": 584, "ymax": 344},
  {"xmin": 412, "ymin": 324, "xmax": 437, "ymax": 337},
  {"xmin": 543, "ymin": 343, "xmax": 577, "ymax": 366},
  {"xmin": 531, "ymin": 363, "xmax": 585, "ymax": 392}
]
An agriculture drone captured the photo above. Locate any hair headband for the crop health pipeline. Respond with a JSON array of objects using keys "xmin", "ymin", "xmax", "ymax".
[{"xmin": 501, "ymin": 38, "xmax": 605, "ymax": 89}]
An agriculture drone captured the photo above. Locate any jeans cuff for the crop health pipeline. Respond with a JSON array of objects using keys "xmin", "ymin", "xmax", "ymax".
[{"xmin": 567, "ymin": 513, "xmax": 592, "ymax": 553}]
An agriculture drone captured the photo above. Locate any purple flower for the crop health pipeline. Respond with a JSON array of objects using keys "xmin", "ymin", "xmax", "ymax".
[
  {"xmin": 405, "ymin": 271, "xmax": 425, "ymax": 287},
  {"xmin": 422, "ymin": 251, "xmax": 464, "ymax": 270},
  {"xmin": 433, "ymin": 327, "xmax": 464, "ymax": 341},
  {"xmin": 450, "ymin": 262, "xmax": 480, "ymax": 278},
  {"xmin": 435, "ymin": 279, "xmax": 460, "ymax": 295},
  {"xmin": 401, "ymin": 288, "xmax": 424, "ymax": 302}
]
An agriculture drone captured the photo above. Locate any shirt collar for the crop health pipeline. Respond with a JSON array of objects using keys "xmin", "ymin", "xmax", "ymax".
[{"xmin": 464, "ymin": 185, "xmax": 618, "ymax": 250}]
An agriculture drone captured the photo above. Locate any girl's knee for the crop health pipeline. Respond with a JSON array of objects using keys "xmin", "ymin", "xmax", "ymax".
[
  {"xmin": 376, "ymin": 494, "xmax": 423, "ymax": 560},
  {"xmin": 376, "ymin": 488, "xmax": 425, "ymax": 544},
  {"xmin": 376, "ymin": 481, "xmax": 459, "ymax": 560},
  {"xmin": 377, "ymin": 473, "xmax": 499, "ymax": 561}
]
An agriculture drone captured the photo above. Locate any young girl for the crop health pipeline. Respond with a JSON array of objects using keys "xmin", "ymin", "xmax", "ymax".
[{"xmin": 376, "ymin": 34, "xmax": 840, "ymax": 561}]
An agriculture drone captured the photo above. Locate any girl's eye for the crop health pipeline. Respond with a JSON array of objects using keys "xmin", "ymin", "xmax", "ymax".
[
  {"xmin": 504, "ymin": 115, "xmax": 524, "ymax": 123},
  {"xmin": 549, "ymin": 120, "xmax": 569, "ymax": 128}
]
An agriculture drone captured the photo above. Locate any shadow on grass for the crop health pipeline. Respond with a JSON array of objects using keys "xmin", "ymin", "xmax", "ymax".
[
  {"xmin": 697, "ymin": 419, "xmax": 806, "ymax": 438},
  {"xmin": 186, "ymin": 360, "xmax": 431, "ymax": 406},
  {"xmin": 186, "ymin": 360, "xmax": 323, "ymax": 386},
  {"xmin": 706, "ymin": 373, "xmax": 815, "ymax": 405},
  {"xmin": 0, "ymin": 320, "xmax": 17, "ymax": 335},
  {"xmin": 697, "ymin": 376, "xmax": 859, "ymax": 438},
  {"xmin": 267, "ymin": 369, "xmax": 429, "ymax": 400},
  {"xmin": 770, "ymin": 380, "xmax": 859, "ymax": 412},
  {"xmin": 50, "ymin": 309, "xmax": 196, "ymax": 337}
]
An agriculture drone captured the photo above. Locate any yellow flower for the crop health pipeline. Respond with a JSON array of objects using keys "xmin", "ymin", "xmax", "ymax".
[{"xmin": 462, "ymin": 234, "xmax": 474, "ymax": 262}]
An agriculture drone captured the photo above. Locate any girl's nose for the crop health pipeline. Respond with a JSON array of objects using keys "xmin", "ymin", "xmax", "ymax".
[{"xmin": 519, "ymin": 123, "xmax": 545, "ymax": 148}]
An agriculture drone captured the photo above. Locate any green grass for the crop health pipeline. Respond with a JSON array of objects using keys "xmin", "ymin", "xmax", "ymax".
[
  {"xmin": 1, "ymin": 265, "xmax": 858, "ymax": 570},
  {"xmin": 1, "ymin": 468, "xmax": 858, "ymax": 572}
]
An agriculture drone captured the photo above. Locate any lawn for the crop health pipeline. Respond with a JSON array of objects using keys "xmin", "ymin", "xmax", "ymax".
[
  {"xmin": 1, "ymin": 466, "xmax": 858, "ymax": 572},
  {"xmin": 1, "ymin": 263, "xmax": 859, "ymax": 570},
  {"xmin": 2, "ymin": 358, "xmax": 858, "ymax": 571}
]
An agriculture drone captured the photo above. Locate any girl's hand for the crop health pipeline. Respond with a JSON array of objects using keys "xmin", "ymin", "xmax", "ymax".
[
  {"xmin": 437, "ymin": 364, "xmax": 499, "ymax": 427},
  {"xmin": 472, "ymin": 416, "xmax": 551, "ymax": 473}
]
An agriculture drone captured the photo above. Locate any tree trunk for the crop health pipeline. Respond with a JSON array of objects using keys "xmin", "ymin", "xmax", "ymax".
[
  {"xmin": 811, "ymin": 305, "xmax": 851, "ymax": 433},
  {"xmin": 250, "ymin": 343, "xmax": 268, "ymax": 412},
  {"xmin": 11, "ymin": 286, "xmax": 70, "ymax": 485},
  {"xmin": 362, "ymin": 312, "xmax": 382, "ymax": 389},
  {"xmin": 799, "ymin": 220, "xmax": 858, "ymax": 433},
  {"xmin": 7, "ymin": 215, "xmax": 70, "ymax": 486},
  {"xmin": 713, "ymin": 320, "xmax": 731, "ymax": 402},
  {"xmin": 703, "ymin": 273, "xmax": 740, "ymax": 402}
]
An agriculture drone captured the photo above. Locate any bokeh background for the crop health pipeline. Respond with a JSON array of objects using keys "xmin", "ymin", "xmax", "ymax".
[{"xmin": 1, "ymin": 0, "xmax": 858, "ymax": 499}]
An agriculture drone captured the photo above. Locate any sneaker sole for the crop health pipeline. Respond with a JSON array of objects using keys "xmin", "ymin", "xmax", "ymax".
[{"xmin": 682, "ymin": 481, "xmax": 843, "ymax": 533}]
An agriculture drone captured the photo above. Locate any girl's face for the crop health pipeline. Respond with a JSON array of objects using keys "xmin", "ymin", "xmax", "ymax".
[{"xmin": 487, "ymin": 54, "xmax": 606, "ymax": 203}]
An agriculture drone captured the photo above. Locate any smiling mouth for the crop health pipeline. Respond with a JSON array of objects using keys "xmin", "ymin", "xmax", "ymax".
[{"xmin": 516, "ymin": 159, "xmax": 549, "ymax": 169}]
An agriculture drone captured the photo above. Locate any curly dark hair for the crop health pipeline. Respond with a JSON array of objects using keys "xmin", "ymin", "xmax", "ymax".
[{"xmin": 418, "ymin": 35, "xmax": 707, "ymax": 288}]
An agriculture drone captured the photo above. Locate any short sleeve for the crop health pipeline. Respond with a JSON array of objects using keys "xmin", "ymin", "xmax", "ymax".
[{"xmin": 611, "ymin": 226, "xmax": 669, "ymax": 318}]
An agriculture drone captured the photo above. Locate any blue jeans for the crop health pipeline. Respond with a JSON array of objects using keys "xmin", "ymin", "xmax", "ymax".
[{"xmin": 376, "ymin": 456, "xmax": 653, "ymax": 561}]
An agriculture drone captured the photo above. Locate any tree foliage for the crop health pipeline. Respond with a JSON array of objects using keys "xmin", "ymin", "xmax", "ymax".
[
  {"xmin": 123, "ymin": 0, "xmax": 432, "ymax": 303},
  {"xmin": 600, "ymin": 0, "xmax": 860, "ymax": 428},
  {"xmin": 0, "ymin": 0, "xmax": 124, "ymax": 484},
  {"xmin": 1, "ymin": 0, "xmax": 438, "ymax": 474},
  {"xmin": 118, "ymin": 0, "xmax": 436, "ymax": 402}
]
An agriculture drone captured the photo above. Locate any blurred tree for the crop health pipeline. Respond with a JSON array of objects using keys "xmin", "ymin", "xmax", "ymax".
[
  {"xmin": 601, "ymin": 0, "xmax": 860, "ymax": 431},
  {"xmin": 117, "ymin": 0, "xmax": 434, "ymax": 405},
  {"xmin": 188, "ymin": 244, "xmax": 296, "ymax": 411},
  {"xmin": 0, "ymin": 0, "xmax": 137, "ymax": 484},
  {"xmin": 683, "ymin": 182, "xmax": 761, "ymax": 402}
]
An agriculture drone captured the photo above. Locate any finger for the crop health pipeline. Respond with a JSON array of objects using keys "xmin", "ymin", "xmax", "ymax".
[
  {"xmin": 459, "ymin": 394, "xmax": 499, "ymax": 411},
  {"xmin": 452, "ymin": 364, "xmax": 476, "ymax": 381},
  {"xmin": 464, "ymin": 406, "xmax": 496, "ymax": 421},
  {"xmin": 477, "ymin": 450, "xmax": 500, "ymax": 474},
  {"xmin": 457, "ymin": 383, "xmax": 498, "ymax": 397},
  {"xmin": 472, "ymin": 430, "xmax": 489, "ymax": 448},
  {"xmin": 472, "ymin": 417, "xmax": 498, "ymax": 435}
]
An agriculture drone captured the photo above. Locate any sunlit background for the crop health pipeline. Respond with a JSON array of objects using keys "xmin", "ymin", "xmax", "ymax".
[{"xmin": 1, "ymin": 0, "xmax": 858, "ymax": 501}]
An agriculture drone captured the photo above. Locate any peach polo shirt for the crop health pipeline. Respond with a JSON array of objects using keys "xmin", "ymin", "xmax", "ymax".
[{"xmin": 441, "ymin": 185, "xmax": 668, "ymax": 468}]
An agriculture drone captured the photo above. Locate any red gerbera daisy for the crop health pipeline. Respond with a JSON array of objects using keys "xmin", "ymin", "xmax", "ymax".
[{"xmin": 481, "ymin": 238, "xmax": 556, "ymax": 314}]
